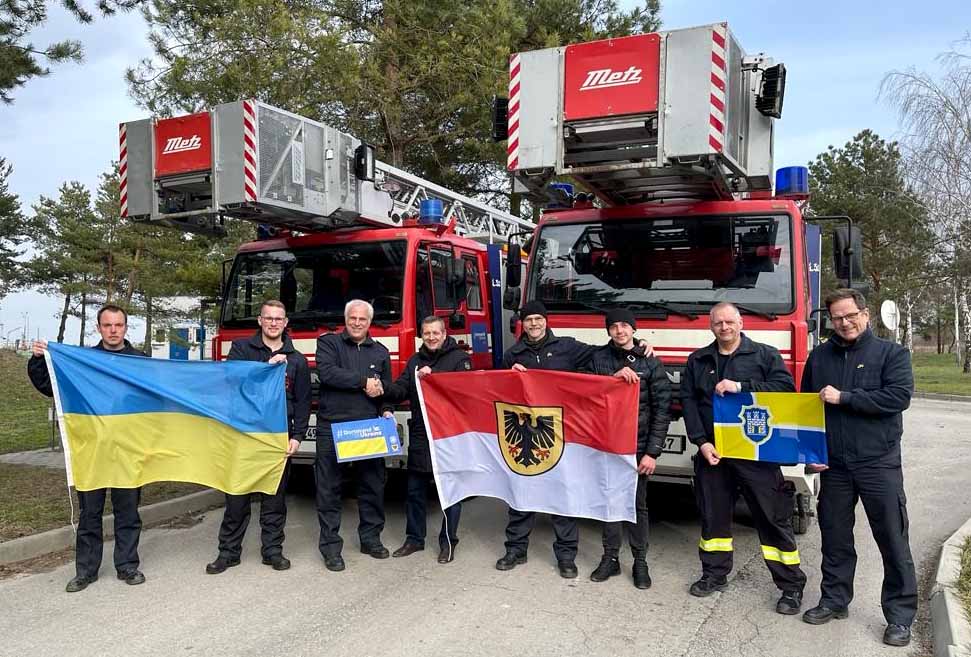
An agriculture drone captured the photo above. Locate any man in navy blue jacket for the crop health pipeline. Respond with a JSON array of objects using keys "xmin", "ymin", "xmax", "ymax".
[
  {"xmin": 205, "ymin": 300, "xmax": 311, "ymax": 575},
  {"xmin": 800, "ymin": 289, "xmax": 916, "ymax": 648}
]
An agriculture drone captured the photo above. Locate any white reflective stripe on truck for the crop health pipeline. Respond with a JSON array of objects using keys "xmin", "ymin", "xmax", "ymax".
[
  {"xmin": 552, "ymin": 327, "xmax": 792, "ymax": 354},
  {"xmin": 220, "ymin": 335, "xmax": 401, "ymax": 359}
]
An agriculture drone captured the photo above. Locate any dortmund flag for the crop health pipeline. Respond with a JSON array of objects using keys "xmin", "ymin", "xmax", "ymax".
[
  {"xmin": 45, "ymin": 342, "xmax": 288, "ymax": 494},
  {"xmin": 713, "ymin": 392, "xmax": 827, "ymax": 465}
]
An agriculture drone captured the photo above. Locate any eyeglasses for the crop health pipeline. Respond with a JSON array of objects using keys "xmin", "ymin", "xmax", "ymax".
[
  {"xmin": 830, "ymin": 310, "xmax": 864, "ymax": 324},
  {"xmin": 260, "ymin": 316, "xmax": 286, "ymax": 324}
]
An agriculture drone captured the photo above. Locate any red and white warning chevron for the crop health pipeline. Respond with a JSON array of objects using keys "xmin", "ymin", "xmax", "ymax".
[
  {"xmin": 507, "ymin": 54, "xmax": 521, "ymax": 171},
  {"xmin": 709, "ymin": 23, "xmax": 728, "ymax": 153},
  {"xmin": 119, "ymin": 123, "xmax": 129, "ymax": 217},
  {"xmin": 242, "ymin": 100, "xmax": 258, "ymax": 202}
]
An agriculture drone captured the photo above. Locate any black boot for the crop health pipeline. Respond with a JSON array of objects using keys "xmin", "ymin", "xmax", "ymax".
[
  {"xmin": 632, "ymin": 559, "xmax": 652, "ymax": 589},
  {"xmin": 589, "ymin": 555, "xmax": 620, "ymax": 582}
]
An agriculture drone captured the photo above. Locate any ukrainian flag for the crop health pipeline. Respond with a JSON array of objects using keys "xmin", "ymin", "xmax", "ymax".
[
  {"xmin": 45, "ymin": 342, "xmax": 288, "ymax": 494},
  {"xmin": 713, "ymin": 392, "xmax": 827, "ymax": 465}
]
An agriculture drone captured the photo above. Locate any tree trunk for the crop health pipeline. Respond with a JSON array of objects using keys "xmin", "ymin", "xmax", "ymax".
[
  {"xmin": 937, "ymin": 306, "xmax": 943, "ymax": 354},
  {"xmin": 143, "ymin": 295, "xmax": 153, "ymax": 356},
  {"xmin": 79, "ymin": 291, "xmax": 87, "ymax": 347},
  {"xmin": 124, "ymin": 246, "xmax": 141, "ymax": 307},
  {"xmin": 903, "ymin": 291, "xmax": 914, "ymax": 352},
  {"xmin": 962, "ymin": 289, "xmax": 971, "ymax": 374},
  {"xmin": 955, "ymin": 283, "xmax": 962, "ymax": 364},
  {"xmin": 56, "ymin": 294, "xmax": 71, "ymax": 343}
]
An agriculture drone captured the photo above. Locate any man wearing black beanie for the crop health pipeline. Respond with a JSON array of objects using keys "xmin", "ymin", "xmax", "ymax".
[
  {"xmin": 496, "ymin": 300, "xmax": 593, "ymax": 578},
  {"xmin": 585, "ymin": 308, "xmax": 670, "ymax": 588},
  {"xmin": 496, "ymin": 300, "xmax": 651, "ymax": 579}
]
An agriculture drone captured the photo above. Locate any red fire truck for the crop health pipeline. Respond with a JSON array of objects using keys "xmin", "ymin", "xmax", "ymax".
[
  {"xmin": 494, "ymin": 23, "xmax": 846, "ymax": 532},
  {"xmin": 120, "ymin": 101, "xmax": 534, "ymax": 463}
]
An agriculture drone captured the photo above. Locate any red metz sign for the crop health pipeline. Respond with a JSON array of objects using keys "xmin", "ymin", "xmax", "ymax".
[
  {"xmin": 563, "ymin": 33, "xmax": 661, "ymax": 121},
  {"xmin": 154, "ymin": 112, "xmax": 212, "ymax": 177}
]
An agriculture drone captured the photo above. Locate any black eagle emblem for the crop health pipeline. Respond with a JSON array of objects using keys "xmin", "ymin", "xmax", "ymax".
[{"xmin": 503, "ymin": 410, "xmax": 556, "ymax": 468}]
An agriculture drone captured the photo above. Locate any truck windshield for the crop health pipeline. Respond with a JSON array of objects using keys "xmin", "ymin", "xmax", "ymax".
[
  {"xmin": 222, "ymin": 240, "xmax": 408, "ymax": 327},
  {"xmin": 527, "ymin": 214, "xmax": 793, "ymax": 315}
]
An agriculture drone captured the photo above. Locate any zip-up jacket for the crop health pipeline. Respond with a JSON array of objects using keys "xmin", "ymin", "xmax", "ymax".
[
  {"xmin": 681, "ymin": 333, "xmax": 795, "ymax": 446},
  {"xmin": 587, "ymin": 342, "xmax": 671, "ymax": 458},
  {"xmin": 800, "ymin": 328, "xmax": 912, "ymax": 469},
  {"xmin": 228, "ymin": 331, "xmax": 311, "ymax": 442},
  {"xmin": 381, "ymin": 336, "xmax": 471, "ymax": 472},
  {"xmin": 501, "ymin": 330, "xmax": 595, "ymax": 372},
  {"xmin": 316, "ymin": 330, "xmax": 392, "ymax": 422},
  {"xmin": 27, "ymin": 339, "xmax": 146, "ymax": 397}
]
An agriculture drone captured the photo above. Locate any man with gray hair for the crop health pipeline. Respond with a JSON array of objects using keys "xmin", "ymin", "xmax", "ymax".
[
  {"xmin": 681, "ymin": 301, "xmax": 807, "ymax": 614},
  {"xmin": 314, "ymin": 299, "xmax": 393, "ymax": 571}
]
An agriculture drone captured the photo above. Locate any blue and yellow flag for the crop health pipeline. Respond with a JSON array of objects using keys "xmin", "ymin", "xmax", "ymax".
[
  {"xmin": 713, "ymin": 392, "xmax": 827, "ymax": 465},
  {"xmin": 45, "ymin": 342, "xmax": 288, "ymax": 494}
]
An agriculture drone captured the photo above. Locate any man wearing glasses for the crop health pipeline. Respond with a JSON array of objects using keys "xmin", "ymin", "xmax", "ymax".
[
  {"xmin": 206, "ymin": 300, "xmax": 311, "ymax": 574},
  {"xmin": 800, "ymin": 289, "xmax": 916, "ymax": 648}
]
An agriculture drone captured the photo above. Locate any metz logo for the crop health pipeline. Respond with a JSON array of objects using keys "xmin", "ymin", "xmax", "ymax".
[
  {"xmin": 580, "ymin": 66, "xmax": 643, "ymax": 91},
  {"xmin": 162, "ymin": 135, "xmax": 202, "ymax": 155}
]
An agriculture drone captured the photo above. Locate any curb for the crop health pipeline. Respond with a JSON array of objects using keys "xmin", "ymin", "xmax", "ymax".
[
  {"xmin": 932, "ymin": 515, "xmax": 971, "ymax": 657},
  {"xmin": 0, "ymin": 489, "xmax": 225, "ymax": 565},
  {"xmin": 915, "ymin": 392, "xmax": 971, "ymax": 404}
]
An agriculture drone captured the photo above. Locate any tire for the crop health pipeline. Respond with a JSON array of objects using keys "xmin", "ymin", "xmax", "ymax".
[{"xmin": 792, "ymin": 492, "xmax": 810, "ymax": 535}]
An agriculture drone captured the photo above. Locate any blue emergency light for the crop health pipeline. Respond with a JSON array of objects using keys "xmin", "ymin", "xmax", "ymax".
[
  {"xmin": 775, "ymin": 166, "xmax": 809, "ymax": 200},
  {"xmin": 547, "ymin": 182, "xmax": 575, "ymax": 209},
  {"xmin": 419, "ymin": 198, "xmax": 445, "ymax": 225}
]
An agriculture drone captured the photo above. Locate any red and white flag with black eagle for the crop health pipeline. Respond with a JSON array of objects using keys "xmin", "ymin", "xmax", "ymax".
[{"xmin": 417, "ymin": 370, "xmax": 638, "ymax": 522}]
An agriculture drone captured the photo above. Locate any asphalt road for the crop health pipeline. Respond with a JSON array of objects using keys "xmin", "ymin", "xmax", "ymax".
[{"xmin": 0, "ymin": 398, "xmax": 968, "ymax": 657}]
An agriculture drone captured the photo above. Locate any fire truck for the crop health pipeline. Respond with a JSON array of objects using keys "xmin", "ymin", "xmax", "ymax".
[
  {"xmin": 493, "ymin": 23, "xmax": 853, "ymax": 532},
  {"xmin": 119, "ymin": 100, "xmax": 535, "ymax": 463}
]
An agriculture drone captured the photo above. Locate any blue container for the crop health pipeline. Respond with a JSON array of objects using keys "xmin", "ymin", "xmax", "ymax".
[
  {"xmin": 419, "ymin": 198, "xmax": 445, "ymax": 224},
  {"xmin": 775, "ymin": 166, "xmax": 809, "ymax": 197}
]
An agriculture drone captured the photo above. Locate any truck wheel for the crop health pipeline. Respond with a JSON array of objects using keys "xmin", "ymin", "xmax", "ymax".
[{"xmin": 792, "ymin": 492, "xmax": 810, "ymax": 535}]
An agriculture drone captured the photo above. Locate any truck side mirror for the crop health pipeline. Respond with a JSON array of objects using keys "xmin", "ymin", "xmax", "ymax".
[
  {"xmin": 506, "ymin": 242, "xmax": 522, "ymax": 288},
  {"xmin": 503, "ymin": 286, "xmax": 521, "ymax": 311},
  {"xmin": 450, "ymin": 257, "xmax": 467, "ymax": 304},
  {"xmin": 833, "ymin": 226, "xmax": 863, "ymax": 282}
]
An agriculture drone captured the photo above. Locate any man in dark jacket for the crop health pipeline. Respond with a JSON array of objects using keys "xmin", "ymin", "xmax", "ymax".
[
  {"xmin": 496, "ymin": 300, "xmax": 596, "ymax": 579},
  {"xmin": 800, "ymin": 289, "xmax": 916, "ymax": 648},
  {"xmin": 205, "ymin": 300, "xmax": 311, "ymax": 575},
  {"xmin": 681, "ymin": 302, "xmax": 807, "ymax": 614},
  {"xmin": 586, "ymin": 308, "xmax": 670, "ymax": 589},
  {"xmin": 315, "ymin": 299, "xmax": 393, "ymax": 571},
  {"xmin": 383, "ymin": 316, "xmax": 471, "ymax": 564},
  {"xmin": 27, "ymin": 304, "xmax": 147, "ymax": 593}
]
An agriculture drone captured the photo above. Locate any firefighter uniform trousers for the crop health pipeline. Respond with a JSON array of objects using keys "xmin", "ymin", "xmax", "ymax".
[
  {"xmin": 694, "ymin": 457, "xmax": 806, "ymax": 591},
  {"xmin": 217, "ymin": 462, "xmax": 291, "ymax": 561}
]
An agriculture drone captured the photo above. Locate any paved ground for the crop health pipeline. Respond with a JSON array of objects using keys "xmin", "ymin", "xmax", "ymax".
[
  {"xmin": 0, "ymin": 448, "xmax": 64, "ymax": 469},
  {"xmin": 0, "ymin": 398, "xmax": 967, "ymax": 657}
]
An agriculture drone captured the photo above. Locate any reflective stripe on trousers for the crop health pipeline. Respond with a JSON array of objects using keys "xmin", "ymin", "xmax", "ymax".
[
  {"xmin": 698, "ymin": 537, "xmax": 734, "ymax": 552},
  {"xmin": 761, "ymin": 544, "xmax": 801, "ymax": 565}
]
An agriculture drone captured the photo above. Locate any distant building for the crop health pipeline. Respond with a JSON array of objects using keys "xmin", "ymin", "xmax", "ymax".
[{"xmin": 150, "ymin": 297, "xmax": 215, "ymax": 360}]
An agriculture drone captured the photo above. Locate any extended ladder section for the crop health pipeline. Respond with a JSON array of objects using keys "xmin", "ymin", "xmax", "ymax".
[
  {"xmin": 375, "ymin": 161, "xmax": 534, "ymax": 242},
  {"xmin": 506, "ymin": 23, "xmax": 785, "ymax": 204},
  {"xmin": 120, "ymin": 100, "xmax": 533, "ymax": 242}
]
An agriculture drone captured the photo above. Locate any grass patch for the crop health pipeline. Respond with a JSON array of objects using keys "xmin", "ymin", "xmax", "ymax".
[
  {"xmin": 0, "ymin": 462, "xmax": 206, "ymax": 542},
  {"xmin": 0, "ymin": 349, "xmax": 54, "ymax": 454},
  {"xmin": 912, "ymin": 352, "xmax": 971, "ymax": 396},
  {"xmin": 959, "ymin": 536, "xmax": 971, "ymax": 623}
]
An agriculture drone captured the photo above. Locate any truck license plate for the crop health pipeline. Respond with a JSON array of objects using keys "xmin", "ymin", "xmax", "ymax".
[{"xmin": 662, "ymin": 434, "xmax": 686, "ymax": 454}]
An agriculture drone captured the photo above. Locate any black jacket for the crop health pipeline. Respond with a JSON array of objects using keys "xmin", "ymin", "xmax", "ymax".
[
  {"xmin": 382, "ymin": 337, "xmax": 471, "ymax": 472},
  {"xmin": 800, "ymin": 328, "xmax": 913, "ymax": 469},
  {"xmin": 681, "ymin": 333, "xmax": 795, "ymax": 446},
  {"xmin": 501, "ymin": 330, "xmax": 595, "ymax": 372},
  {"xmin": 587, "ymin": 342, "xmax": 671, "ymax": 458},
  {"xmin": 228, "ymin": 331, "xmax": 312, "ymax": 442},
  {"xmin": 316, "ymin": 330, "xmax": 392, "ymax": 423},
  {"xmin": 27, "ymin": 339, "xmax": 146, "ymax": 397}
]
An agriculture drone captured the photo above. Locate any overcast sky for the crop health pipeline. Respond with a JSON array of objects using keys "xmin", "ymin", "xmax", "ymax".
[{"xmin": 2, "ymin": 0, "xmax": 970, "ymax": 344}]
